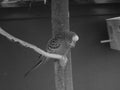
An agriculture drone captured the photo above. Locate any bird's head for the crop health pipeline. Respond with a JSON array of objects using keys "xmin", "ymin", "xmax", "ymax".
[
  {"xmin": 63, "ymin": 31, "xmax": 79, "ymax": 47},
  {"xmin": 68, "ymin": 32, "xmax": 79, "ymax": 47},
  {"xmin": 54, "ymin": 31, "xmax": 79, "ymax": 47}
]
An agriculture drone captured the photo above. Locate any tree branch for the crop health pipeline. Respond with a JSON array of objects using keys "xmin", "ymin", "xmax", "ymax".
[{"xmin": 0, "ymin": 27, "xmax": 66, "ymax": 61}]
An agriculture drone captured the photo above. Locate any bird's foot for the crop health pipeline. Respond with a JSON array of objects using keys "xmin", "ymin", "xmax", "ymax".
[{"xmin": 60, "ymin": 56, "xmax": 68, "ymax": 67}]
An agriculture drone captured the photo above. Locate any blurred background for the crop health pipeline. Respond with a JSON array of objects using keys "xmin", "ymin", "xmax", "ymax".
[{"xmin": 0, "ymin": 0, "xmax": 120, "ymax": 90}]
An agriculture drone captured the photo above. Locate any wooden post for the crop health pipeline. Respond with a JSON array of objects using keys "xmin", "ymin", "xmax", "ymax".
[
  {"xmin": 51, "ymin": 0, "xmax": 74, "ymax": 90},
  {"xmin": 106, "ymin": 17, "xmax": 120, "ymax": 50}
]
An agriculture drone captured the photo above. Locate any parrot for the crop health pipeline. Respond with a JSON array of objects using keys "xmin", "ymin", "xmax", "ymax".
[{"xmin": 24, "ymin": 31, "xmax": 79, "ymax": 78}]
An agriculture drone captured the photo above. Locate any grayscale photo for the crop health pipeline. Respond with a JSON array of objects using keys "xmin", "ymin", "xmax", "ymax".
[{"xmin": 0, "ymin": 0, "xmax": 120, "ymax": 90}]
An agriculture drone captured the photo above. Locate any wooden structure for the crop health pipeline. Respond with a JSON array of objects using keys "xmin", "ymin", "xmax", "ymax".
[
  {"xmin": 52, "ymin": 0, "xmax": 74, "ymax": 90},
  {"xmin": 101, "ymin": 17, "xmax": 120, "ymax": 50},
  {"xmin": 106, "ymin": 17, "xmax": 120, "ymax": 50}
]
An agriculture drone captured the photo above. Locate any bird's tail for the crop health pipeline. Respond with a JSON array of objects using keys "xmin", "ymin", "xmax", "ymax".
[{"xmin": 24, "ymin": 56, "xmax": 47, "ymax": 78}]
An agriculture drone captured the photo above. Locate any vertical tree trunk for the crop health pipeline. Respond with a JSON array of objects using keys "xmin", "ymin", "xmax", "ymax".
[
  {"xmin": 51, "ymin": 0, "xmax": 74, "ymax": 90},
  {"xmin": 51, "ymin": 0, "xmax": 69, "ymax": 35}
]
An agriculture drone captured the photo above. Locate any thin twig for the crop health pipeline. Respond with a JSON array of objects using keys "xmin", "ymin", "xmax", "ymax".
[
  {"xmin": 0, "ymin": 27, "xmax": 65, "ymax": 60},
  {"xmin": 100, "ymin": 39, "xmax": 112, "ymax": 43}
]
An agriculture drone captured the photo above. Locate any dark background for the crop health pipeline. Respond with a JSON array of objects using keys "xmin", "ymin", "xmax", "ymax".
[{"xmin": 0, "ymin": 3, "xmax": 120, "ymax": 90}]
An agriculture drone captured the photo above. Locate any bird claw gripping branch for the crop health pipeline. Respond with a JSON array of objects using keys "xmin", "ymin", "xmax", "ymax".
[
  {"xmin": 24, "ymin": 31, "xmax": 79, "ymax": 77},
  {"xmin": 60, "ymin": 56, "xmax": 68, "ymax": 67}
]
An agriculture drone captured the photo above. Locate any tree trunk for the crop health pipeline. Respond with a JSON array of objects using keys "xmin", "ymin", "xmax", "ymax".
[{"xmin": 51, "ymin": 0, "xmax": 74, "ymax": 90}]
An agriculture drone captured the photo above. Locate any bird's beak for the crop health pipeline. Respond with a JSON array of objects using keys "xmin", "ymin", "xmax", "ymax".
[
  {"xmin": 70, "ymin": 41, "xmax": 76, "ymax": 47},
  {"xmin": 70, "ymin": 35, "xmax": 79, "ymax": 47}
]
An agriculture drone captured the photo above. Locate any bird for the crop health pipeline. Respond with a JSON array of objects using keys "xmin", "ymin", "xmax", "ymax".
[{"xmin": 24, "ymin": 31, "xmax": 79, "ymax": 78}]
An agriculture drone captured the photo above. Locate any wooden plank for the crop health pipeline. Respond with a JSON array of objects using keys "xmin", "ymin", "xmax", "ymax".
[
  {"xmin": 106, "ymin": 17, "xmax": 120, "ymax": 50},
  {"xmin": 51, "ymin": 0, "xmax": 74, "ymax": 90}
]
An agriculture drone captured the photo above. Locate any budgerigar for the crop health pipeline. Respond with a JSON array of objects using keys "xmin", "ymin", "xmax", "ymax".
[{"xmin": 24, "ymin": 31, "xmax": 79, "ymax": 77}]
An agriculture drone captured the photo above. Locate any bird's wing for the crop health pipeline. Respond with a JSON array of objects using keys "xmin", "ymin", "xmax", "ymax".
[{"xmin": 46, "ymin": 38, "xmax": 64, "ymax": 54}]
